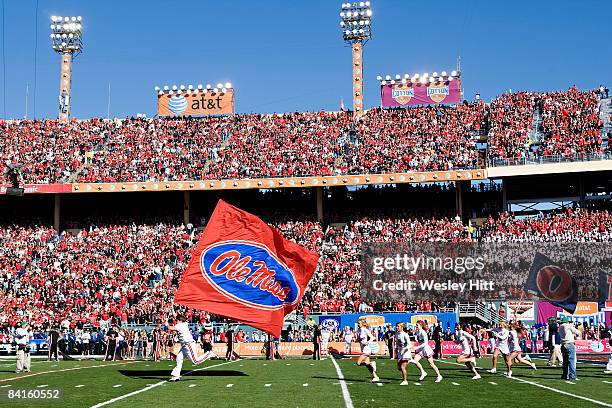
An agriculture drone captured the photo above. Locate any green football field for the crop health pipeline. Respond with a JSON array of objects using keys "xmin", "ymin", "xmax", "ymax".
[{"xmin": 0, "ymin": 356, "xmax": 610, "ymax": 407}]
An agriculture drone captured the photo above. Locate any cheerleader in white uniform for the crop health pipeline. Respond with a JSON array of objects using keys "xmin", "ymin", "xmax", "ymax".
[
  {"xmin": 395, "ymin": 322, "xmax": 427, "ymax": 385},
  {"xmin": 488, "ymin": 321, "xmax": 511, "ymax": 374},
  {"xmin": 506, "ymin": 322, "xmax": 536, "ymax": 377},
  {"xmin": 356, "ymin": 317, "xmax": 379, "ymax": 382},
  {"xmin": 412, "ymin": 320, "xmax": 442, "ymax": 382},
  {"xmin": 455, "ymin": 324, "xmax": 481, "ymax": 379}
]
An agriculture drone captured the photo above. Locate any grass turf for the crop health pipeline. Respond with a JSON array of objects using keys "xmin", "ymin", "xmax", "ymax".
[{"xmin": 0, "ymin": 356, "xmax": 609, "ymax": 407}]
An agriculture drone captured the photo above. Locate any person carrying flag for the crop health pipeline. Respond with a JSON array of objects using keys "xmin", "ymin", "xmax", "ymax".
[{"xmin": 168, "ymin": 314, "xmax": 214, "ymax": 382}]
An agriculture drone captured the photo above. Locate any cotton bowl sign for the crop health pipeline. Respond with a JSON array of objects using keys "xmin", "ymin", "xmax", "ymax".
[{"xmin": 381, "ymin": 79, "xmax": 461, "ymax": 107}]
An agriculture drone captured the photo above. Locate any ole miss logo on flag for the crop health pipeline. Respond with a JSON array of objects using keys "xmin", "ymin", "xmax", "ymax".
[{"xmin": 175, "ymin": 200, "xmax": 319, "ymax": 337}]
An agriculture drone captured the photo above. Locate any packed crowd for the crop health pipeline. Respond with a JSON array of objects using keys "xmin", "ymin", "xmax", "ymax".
[
  {"xmin": 2, "ymin": 86, "xmax": 608, "ymax": 185},
  {"xmin": 538, "ymin": 87, "xmax": 604, "ymax": 157},
  {"xmin": 487, "ymin": 87, "xmax": 606, "ymax": 161},
  {"xmin": 0, "ymin": 207, "xmax": 610, "ymax": 327},
  {"xmin": 487, "ymin": 91, "xmax": 537, "ymax": 160},
  {"xmin": 337, "ymin": 104, "xmax": 485, "ymax": 174},
  {"xmin": 480, "ymin": 208, "xmax": 612, "ymax": 242},
  {"xmin": 0, "ymin": 119, "xmax": 110, "ymax": 184}
]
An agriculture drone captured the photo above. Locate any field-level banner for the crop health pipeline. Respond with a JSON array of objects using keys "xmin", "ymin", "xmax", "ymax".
[
  {"xmin": 157, "ymin": 90, "xmax": 234, "ymax": 116},
  {"xmin": 381, "ymin": 79, "xmax": 462, "ymax": 107},
  {"xmin": 210, "ymin": 339, "xmax": 611, "ymax": 357}
]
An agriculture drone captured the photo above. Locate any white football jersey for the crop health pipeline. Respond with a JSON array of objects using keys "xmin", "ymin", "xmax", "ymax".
[{"xmin": 175, "ymin": 322, "xmax": 194, "ymax": 345}]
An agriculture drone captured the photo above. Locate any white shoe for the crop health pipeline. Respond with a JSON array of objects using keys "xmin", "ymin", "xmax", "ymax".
[
  {"xmin": 400, "ymin": 380, "xmax": 408, "ymax": 386},
  {"xmin": 435, "ymin": 376, "xmax": 443, "ymax": 383},
  {"xmin": 168, "ymin": 376, "xmax": 181, "ymax": 382},
  {"xmin": 419, "ymin": 372, "xmax": 427, "ymax": 381},
  {"xmin": 488, "ymin": 368, "xmax": 497, "ymax": 374},
  {"xmin": 472, "ymin": 374, "xmax": 481, "ymax": 380},
  {"xmin": 506, "ymin": 371, "xmax": 512, "ymax": 377},
  {"xmin": 531, "ymin": 363, "xmax": 537, "ymax": 370},
  {"xmin": 371, "ymin": 376, "xmax": 379, "ymax": 383}
]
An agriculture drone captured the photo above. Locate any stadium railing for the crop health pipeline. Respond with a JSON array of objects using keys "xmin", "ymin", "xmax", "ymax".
[{"xmin": 487, "ymin": 152, "xmax": 612, "ymax": 167}]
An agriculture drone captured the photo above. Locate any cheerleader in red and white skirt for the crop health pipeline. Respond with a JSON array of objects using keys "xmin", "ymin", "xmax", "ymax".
[
  {"xmin": 455, "ymin": 324, "xmax": 481, "ymax": 379},
  {"xmin": 412, "ymin": 320, "xmax": 442, "ymax": 382},
  {"xmin": 395, "ymin": 322, "xmax": 427, "ymax": 385},
  {"xmin": 488, "ymin": 321, "xmax": 510, "ymax": 374},
  {"xmin": 356, "ymin": 317, "xmax": 379, "ymax": 383},
  {"xmin": 506, "ymin": 322, "xmax": 536, "ymax": 377}
]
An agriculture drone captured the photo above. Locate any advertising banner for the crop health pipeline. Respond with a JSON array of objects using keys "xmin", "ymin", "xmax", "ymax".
[
  {"xmin": 506, "ymin": 300, "xmax": 535, "ymax": 321},
  {"xmin": 157, "ymin": 90, "xmax": 234, "ymax": 116},
  {"xmin": 211, "ymin": 339, "xmax": 611, "ymax": 357},
  {"xmin": 381, "ymin": 79, "xmax": 461, "ymax": 107},
  {"xmin": 538, "ymin": 301, "xmax": 607, "ymax": 325},
  {"xmin": 0, "ymin": 183, "xmax": 72, "ymax": 195},
  {"xmin": 318, "ymin": 312, "xmax": 458, "ymax": 331},
  {"xmin": 556, "ymin": 301, "xmax": 606, "ymax": 326}
]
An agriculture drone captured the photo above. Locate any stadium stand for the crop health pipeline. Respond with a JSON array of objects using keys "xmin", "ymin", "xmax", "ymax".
[
  {"xmin": 1, "ymin": 87, "xmax": 607, "ymax": 185},
  {"xmin": 1, "ymin": 207, "xmax": 610, "ymax": 328}
]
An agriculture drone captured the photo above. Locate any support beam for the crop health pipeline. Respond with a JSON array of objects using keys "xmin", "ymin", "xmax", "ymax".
[
  {"xmin": 502, "ymin": 179, "xmax": 508, "ymax": 212},
  {"xmin": 455, "ymin": 181, "xmax": 464, "ymax": 220},
  {"xmin": 579, "ymin": 174, "xmax": 585, "ymax": 206},
  {"xmin": 183, "ymin": 191, "xmax": 191, "ymax": 226},
  {"xmin": 316, "ymin": 187, "xmax": 324, "ymax": 223},
  {"xmin": 54, "ymin": 194, "xmax": 61, "ymax": 231}
]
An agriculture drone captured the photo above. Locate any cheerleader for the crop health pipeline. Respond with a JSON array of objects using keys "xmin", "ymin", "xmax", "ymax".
[
  {"xmin": 356, "ymin": 317, "xmax": 379, "ymax": 382},
  {"xmin": 506, "ymin": 322, "xmax": 536, "ymax": 377},
  {"xmin": 488, "ymin": 321, "xmax": 510, "ymax": 374},
  {"xmin": 343, "ymin": 327, "xmax": 353, "ymax": 355},
  {"xmin": 455, "ymin": 324, "xmax": 481, "ymax": 379},
  {"xmin": 395, "ymin": 323, "xmax": 426, "ymax": 385},
  {"xmin": 412, "ymin": 320, "xmax": 443, "ymax": 382}
]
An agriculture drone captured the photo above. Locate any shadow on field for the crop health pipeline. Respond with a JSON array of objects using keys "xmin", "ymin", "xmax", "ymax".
[{"xmin": 118, "ymin": 369, "xmax": 249, "ymax": 380}]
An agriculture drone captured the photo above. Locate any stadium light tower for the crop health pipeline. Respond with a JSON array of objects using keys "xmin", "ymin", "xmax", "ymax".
[
  {"xmin": 50, "ymin": 15, "xmax": 83, "ymax": 123},
  {"xmin": 340, "ymin": 2, "xmax": 372, "ymax": 118}
]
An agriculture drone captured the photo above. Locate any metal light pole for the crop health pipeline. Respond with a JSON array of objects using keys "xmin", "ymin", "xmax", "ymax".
[
  {"xmin": 50, "ymin": 15, "xmax": 83, "ymax": 123},
  {"xmin": 340, "ymin": 2, "xmax": 372, "ymax": 118}
]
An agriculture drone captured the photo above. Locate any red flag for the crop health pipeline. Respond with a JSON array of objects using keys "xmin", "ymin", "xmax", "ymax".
[{"xmin": 175, "ymin": 200, "xmax": 319, "ymax": 337}]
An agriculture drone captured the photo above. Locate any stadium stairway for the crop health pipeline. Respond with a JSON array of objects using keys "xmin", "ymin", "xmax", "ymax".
[
  {"xmin": 527, "ymin": 105, "xmax": 546, "ymax": 145},
  {"xmin": 600, "ymin": 97, "xmax": 612, "ymax": 139}
]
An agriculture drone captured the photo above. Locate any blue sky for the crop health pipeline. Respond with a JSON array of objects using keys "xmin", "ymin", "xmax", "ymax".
[{"xmin": 1, "ymin": 0, "xmax": 610, "ymax": 119}]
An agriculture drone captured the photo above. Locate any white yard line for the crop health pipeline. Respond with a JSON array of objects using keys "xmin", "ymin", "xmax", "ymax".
[
  {"xmin": 0, "ymin": 361, "xmax": 137, "ymax": 383},
  {"xmin": 438, "ymin": 359, "xmax": 612, "ymax": 407},
  {"xmin": 330, "ymin": 355, "xmax": 354, "ymax": 408},
  {"xmin": 89, "ymin": 360, "xmax": 238, "ymax": 408}
]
